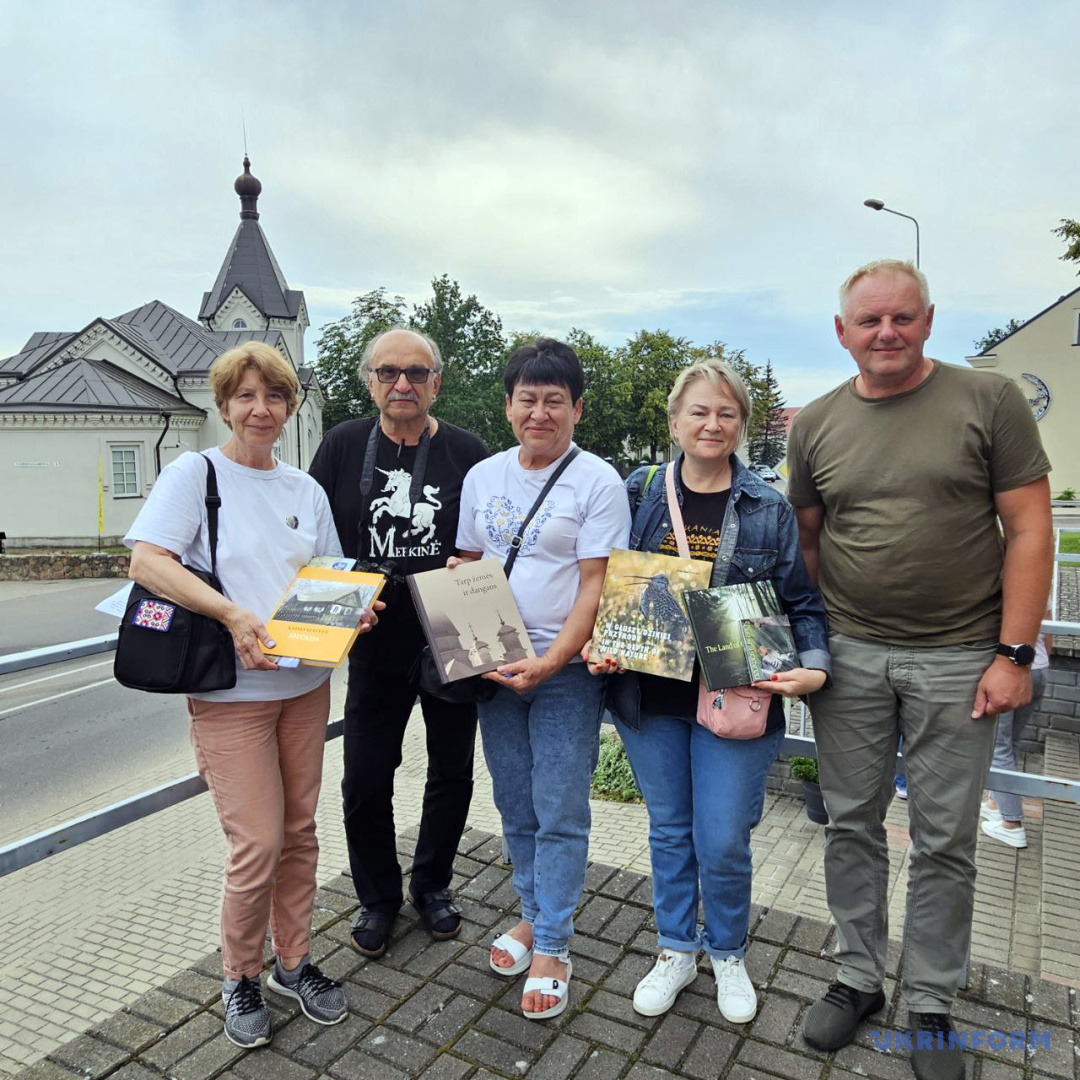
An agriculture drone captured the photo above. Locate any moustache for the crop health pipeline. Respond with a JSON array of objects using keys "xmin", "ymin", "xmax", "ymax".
[{"xmin": 387, "ymin": 392, "xmax": 419, "ymax": 402}]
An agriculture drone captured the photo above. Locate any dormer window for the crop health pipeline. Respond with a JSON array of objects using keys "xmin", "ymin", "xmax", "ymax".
[{"xmin": 232, "ymin": 318, "xmax": 248, "ymax": 330}]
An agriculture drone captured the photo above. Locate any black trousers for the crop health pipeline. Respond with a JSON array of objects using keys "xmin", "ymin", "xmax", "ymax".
[{"xmin": 342, "ymin": 659, "xmax": 478, "ymax": 913}]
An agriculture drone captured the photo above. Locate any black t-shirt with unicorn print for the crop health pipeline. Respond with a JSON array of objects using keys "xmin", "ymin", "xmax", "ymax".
[{"xmin": 310, "ymin": 416, "xmax": 489, "ymax": 667}]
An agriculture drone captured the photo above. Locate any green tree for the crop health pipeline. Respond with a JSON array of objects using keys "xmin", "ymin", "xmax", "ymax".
[
  {"xmin": 622, "ymin": 330, "xmax": 697, "ymax": 460},
  {"xmin": 748, "ymin": 361, "xmax": 787, "ymax": 467},
  {"xmin": 974, "ymin": 318, "xmax": 1024, "ymax": 353},
  {"xmin": 1052, "ymin": 218, "xmax": 1080, "ymax": 272},
  {"xmin": 566, "ymin": 328, "xmax": 635, "ymax": 464},
  {"xmin": 314, "ymin": 287, "xmax": 407, "ymax": 430},
  {"xmin": 413, "ymin": 275, "xmax": 512, "ymax": 451}
]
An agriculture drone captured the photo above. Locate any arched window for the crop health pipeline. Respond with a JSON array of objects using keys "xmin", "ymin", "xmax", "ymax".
[{"xmin": 232, "ymin": 318, "xmax": 248, "ymax": 330}]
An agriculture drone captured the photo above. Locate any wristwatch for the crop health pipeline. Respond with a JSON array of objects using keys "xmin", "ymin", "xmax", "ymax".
[{"xmin": 996, "ymin": 643, "xmax": 1036, "ymax": 666}]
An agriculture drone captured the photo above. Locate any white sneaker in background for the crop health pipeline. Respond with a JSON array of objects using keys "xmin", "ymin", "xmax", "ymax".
[{"xmin": 980, "ymin": 819, "xmax": 1027, "ymax": 848}]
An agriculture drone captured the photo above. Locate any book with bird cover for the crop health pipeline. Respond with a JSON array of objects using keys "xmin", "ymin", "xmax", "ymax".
[
  {"xmin": 407, "ymin": 558, "xmax": 535, "ymax": 684},
  {"xmin": 588, "ymin": 549, "xmax": 712, "ymax": 680},
  {"xmin": 260, "ymin": 565, "xmax": 386, "ymax": 668},
  {"xmin": 684, "ymin": 581, "xmax": 798, "ymax": 690}
]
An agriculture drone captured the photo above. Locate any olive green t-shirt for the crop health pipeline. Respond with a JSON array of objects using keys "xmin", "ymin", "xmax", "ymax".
[{"xmin": 786, "ymin": 362, "xmax": 1049, "ymax": 646}]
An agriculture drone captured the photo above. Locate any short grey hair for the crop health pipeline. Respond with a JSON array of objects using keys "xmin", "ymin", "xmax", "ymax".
[
  {"xmin": 667, "ymin": 357, "xmax": 753, "ymax": 447},
  {"xmin": 838, "ymin": 259, "xmax": 930, "ymax": 317},
  {"xmin": 359, "ymin": 326, "xmax": 443, "ymax": 376}
]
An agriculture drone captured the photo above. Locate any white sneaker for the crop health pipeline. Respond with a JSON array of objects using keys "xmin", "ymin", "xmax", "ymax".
[
  {"xmin": 711, "ymin": 955, "xmax": 757, "ymax": 1023},
  {"xmin": 981, "ymin": 819, "xmax": 1027, "ymax": 848},
  {"xmin": 980, "ymin": 802, "xmax": 1003, "ymax": 823},
  {"xmin": 632, "ymin": 949, "xmax": 699, "ymax": 1016}
]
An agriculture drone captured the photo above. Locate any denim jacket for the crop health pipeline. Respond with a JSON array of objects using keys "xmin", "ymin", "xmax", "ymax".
[{"xmin": 606, "ymin": 453, "xmax": 830, "ymax": 731}]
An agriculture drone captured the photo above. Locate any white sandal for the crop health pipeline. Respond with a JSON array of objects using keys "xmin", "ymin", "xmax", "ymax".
[
  {"xmin": 522, "ymin": 958, "xmax": 572, "ymax": 1020},
  {"xmin": 489, "ymin": 932, "xmax": 533, "ymax": 976}
]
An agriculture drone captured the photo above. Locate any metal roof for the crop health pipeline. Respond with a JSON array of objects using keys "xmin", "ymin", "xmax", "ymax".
[
  {"xmin": 198, "ymin": 219, "xmax": 303, "ymax": 322},
  {"xmin": 0, "ymin": 357, "xmax": 204, "ymax": 415},
  {"xmin": 0, "ymin": 332, "xmax": 76, "ymax": 376}
]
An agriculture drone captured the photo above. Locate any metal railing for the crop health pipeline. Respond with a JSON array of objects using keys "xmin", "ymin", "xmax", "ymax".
[{"xmin": 3, "ymin": 600, "xmax": 1080, "ymax": 879}]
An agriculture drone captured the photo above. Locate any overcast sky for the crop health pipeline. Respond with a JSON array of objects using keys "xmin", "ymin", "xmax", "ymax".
[{"xmin": 3, "ymin": 0, "xmax": 1078, "ymax": 404}]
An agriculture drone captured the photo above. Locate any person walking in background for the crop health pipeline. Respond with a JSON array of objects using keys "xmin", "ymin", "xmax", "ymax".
[
  {"xmin": 453, "ymin": 338, "xmax": 630, "ymax": 1020},
  {"xmin": 127, "ymin": 343, "xmax": 368, "ymax": 1048},
  {"xmin": 592, "ymin": 357, "xmax": 830, "ymax": 1023},
  {"xmin": 981, "ymin": 623, "xmax": 1052, "ymax": 848},
  {"xmin": 310, "ymin": 327, "xmax": 488, "ymax": 959},
  {"xmin": 786, "ymin": 259, "xmax": 1052, "ymax": 1080}
]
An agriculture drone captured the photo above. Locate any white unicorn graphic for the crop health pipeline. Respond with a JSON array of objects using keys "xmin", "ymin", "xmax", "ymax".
[{"xmin": 370, "ymin": 468, "xmax": 442, "ymax": 545}]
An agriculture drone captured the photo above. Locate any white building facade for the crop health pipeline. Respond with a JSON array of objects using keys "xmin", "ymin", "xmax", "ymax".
[{"xmin": 0, "ymin": 159, "xmax": 325, "ymax": 546}]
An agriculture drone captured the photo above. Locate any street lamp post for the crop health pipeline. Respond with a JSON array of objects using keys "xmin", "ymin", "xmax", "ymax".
[{"xmin": 863, "ymin": 198, "xmax": 920, "ymax": 268}]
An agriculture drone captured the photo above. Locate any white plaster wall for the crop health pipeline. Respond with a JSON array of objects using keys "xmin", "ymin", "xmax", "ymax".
[{"xmin": 969, "ymin": 299, "xmax": 1079, "ymax": 491}]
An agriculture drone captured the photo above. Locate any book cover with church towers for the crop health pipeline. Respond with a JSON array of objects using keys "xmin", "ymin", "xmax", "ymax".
[{"xmin": 408, "ymin": 560, "xmax": 534, "ymax": 684}]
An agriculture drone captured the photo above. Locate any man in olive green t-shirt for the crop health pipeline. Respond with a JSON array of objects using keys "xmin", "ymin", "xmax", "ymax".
[{"xmin": 786, "ymin": 259, "xmax": 1052, "ymax": 1080}]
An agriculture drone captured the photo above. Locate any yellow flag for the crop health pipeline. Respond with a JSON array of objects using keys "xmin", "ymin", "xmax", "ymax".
[{"xmin": 98, "ymin": 457, "xmax": 104, "ymax": 535}]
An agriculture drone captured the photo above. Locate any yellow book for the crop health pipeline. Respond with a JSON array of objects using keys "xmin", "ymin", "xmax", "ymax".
[{"xmin": 260, "ymin": 566, "xmax": 386, "ymax": 668}]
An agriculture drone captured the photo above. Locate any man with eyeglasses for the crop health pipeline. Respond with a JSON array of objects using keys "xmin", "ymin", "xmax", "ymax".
[{"xmin": 310, "ymin": 327, "xmax": 488, "ymax": 959}]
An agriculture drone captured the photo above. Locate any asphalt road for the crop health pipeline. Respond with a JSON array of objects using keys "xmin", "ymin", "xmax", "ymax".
[{"xmin": 0, "ymin": 578, "xmax": 124, "ymax": 656}]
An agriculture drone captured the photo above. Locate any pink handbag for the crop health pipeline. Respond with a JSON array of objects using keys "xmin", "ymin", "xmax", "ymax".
[{"xmin": 663, "ymin": 465, "xmax": 771, "ymax": 740}]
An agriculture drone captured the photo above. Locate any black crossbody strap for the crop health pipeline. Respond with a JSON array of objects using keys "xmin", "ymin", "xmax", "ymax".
[
  {"xmin": 503, "ymin": 447, "xmax": 581, "ymax": 577},
  {"xmin": 200, "ymin": 454, "xmax": 222, "ymax": 580}
]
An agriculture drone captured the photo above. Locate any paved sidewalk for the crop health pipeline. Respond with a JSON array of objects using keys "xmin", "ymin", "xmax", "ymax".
[
  {"xmin": 2, "ymin": 681, "xmax": 1070, "ymax": 1077},
  {"xmin": 12, "ymin": 825, "xmax": 1079, "ymax": 1080}
]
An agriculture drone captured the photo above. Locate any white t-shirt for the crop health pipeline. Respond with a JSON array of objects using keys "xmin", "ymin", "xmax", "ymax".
[
  {"xmin": 124, "ymin": 448, "xmax": 343, "ymax": 702},
  {"xmin": 457, "ymin": 443, "xmax": 630, "ymax": 656}
]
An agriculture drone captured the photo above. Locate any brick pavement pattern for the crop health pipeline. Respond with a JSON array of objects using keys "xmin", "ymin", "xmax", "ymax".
[
  {"xmin": 2, "ymin": 671, "xmax": 1075, "ymax": 1076},
  {"xmin": 12, "ymin": 824, "xmax": 1079, "ymax": 1080}
]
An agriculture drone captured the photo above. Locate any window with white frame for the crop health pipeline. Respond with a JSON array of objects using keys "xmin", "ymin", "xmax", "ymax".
[
  {"xmin": 233, "ymin": 318, "xmax": 248, "ymax": 329},
  {"xmin": 111, "ymin": 446, "xmax": 140, "ymax": 497}
]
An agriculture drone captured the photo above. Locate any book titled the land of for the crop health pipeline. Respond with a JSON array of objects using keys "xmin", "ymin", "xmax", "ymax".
[
  {"xmin": 407, "ymin": 559, "xmax": 534, "ymax": 684},
  {"xmin": 588, "ymin": 549, "xmax": 712, "ymax": 680},
  {"xmin": 260, "ymin": 566, "xmax": 386, "ymax": 668},
  {"xmin": 685, "ymin": 581, "xmax": 798, "ymax": 690}
]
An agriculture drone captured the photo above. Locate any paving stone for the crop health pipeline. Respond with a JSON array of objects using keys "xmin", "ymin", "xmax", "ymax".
[
  {"xmin": 783, "ymin": 950, "xmax": 840, "ymax": 983},
  {"xmin": 141, "ymin": 1010, "xmax": 220, "ymax": 1069},
  {"xmin": 640, "ymin": 1012, "xmax": 700, "ymax": 1069},
  {"xmin": 88, "ymin": 1010, "xmax": 165, "ymax": 1053},
  {"xmin": 387, "ymin": 983, "xmax": 457, "ymax": 1035},
  {"xmin": 118, "ymin": 987, "xmax": 198, "ymax": 1031},
  {"xmin": 745, "ymin": 940, "xmax": 783, "ymax": 986},
  {"xmin": 49, "ymin": 1034, "xmax": 130, "ymax": 1077},
  {"xmin": 166, "ymin": 1032, "xmax": 245, "ymax": 1080},
  {"xmin": 329, "ymin": 1048, "xmax": 409, "ymax": 1079},
  {"xmin": 788, "ymin": 916, "xmax": 833, "ymax": 955},
  {"xmin": 584, "ymin": 863, "xmax": 618, "ymax": 893},
  {"xmin": 625, "ymin": 1065, "xmax": 674, "ymax": 1080},
  {"xmin": 434, "ymin": 961, "xmax": 511, "ymax": 1003},
  {"xmin": 681, "ymin": 1025, "xmax": 739, "ymax": 1079},
  {"xmin": 415, "ymin": 1055, "xmax": 473, "ymax": 1080},
  {"xmin": 571, "ymin": 935, "xmax": 622, "ymax": 966},
  {"xmin": 458, "ymin": 866, "xmax": 510, "ymax": 903},
  {"xmin": 231, "ymin": 1049, "xmax": 319, "ymax": 1079},
  {"xmin": 476, "ymin": 1002, "xmax": 559, "ymax": 1052},
  {"xmin": 1026, "ymin": 1023, "xmax": 1076, "ymax": 1080},
  {"xmin": 980, "ymin": 1061, "xmax": 1025, "ymax": 1080},
  {"xmin": 354, "ymin": 1026, "xmax": 438, "ymax": 1076},
  {"xmin": 833, "ymin": 1043, "xmax": 916, "ymax": 1080},
  {"xmin": 160, "ymin": 969, "xmax": 224, "ymax": 1005},
  {"xmin": 451, "ymin": 1029, "xmax": 539, "ymax": 1075},
  {"xmin": 567, "ymin": 1010, "xmax": 648, "ymax": 1054},
  {"xmin": 755, "ymin": 908, "xmax": 798, "ymax": 945},
  {"xmin": 749, "ymin": 992, "xmax": 803, "ymax": 1046},
  {"xmin": 8, "ymin": 1063, "xmax": 82, "ymax": 1080},
  {"xmin": 600, "ymin": 951, "xmax": 655, "ymax": 996},
  {"xmin": 351, "ymin": 962, "xmax": 424, "ymax": 1000},
  {"xmin": 597, "ymin": 870, "xmax": 648, "ymax": 901},
  {"xmin": 1027, "ymin": 980, "xmax": 1073, "ymax": 1026},
  {"xmin": 597, "ymin": 903, "xmax": 650, "ymax": 946},
  {"xmin": 585, "ymin": 988, "xmax": 662, "ymax": 1031},
  {"xmin": 738, "ymin": 1038, "xmax": 825, "ymax": 1080},
  {"xmin": 522, "ymin": 1033, "xmax": 592, "ymax": 1080},
  {"xmin": 293, "ymin": 1015, "xmax": 374, "ymax": 1068},
  {"xmin": 413, "ymin": 993, "xmax": 486, "ymax": 1048},
  {"xmin": 575, "ymin": 895, "xmax": 621, "ymax": 937},
  {"xmin": 770, "ymin": 967, "xmax": 832, "ymax": 1003},
  {"xmin": 344, "ymin": 983, "xmax": 404, "ymax": 1022},
  {"xmin": 979, "ymin": 967, "xmax": 1028, "ymax": 1014},
  {"xmin": 575, "ymin": 1046, "xmax": 629, "ymax": 1080}
]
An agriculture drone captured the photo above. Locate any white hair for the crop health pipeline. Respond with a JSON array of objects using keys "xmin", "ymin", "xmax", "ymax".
[{"xmin": 838, "ymin": 259, "xmax": 930, "ymax": 317}]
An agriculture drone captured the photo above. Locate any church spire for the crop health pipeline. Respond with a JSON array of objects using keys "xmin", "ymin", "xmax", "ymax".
[{"xmin": 234, "ymin": 155, "xmax": 261, "ymax": 220}]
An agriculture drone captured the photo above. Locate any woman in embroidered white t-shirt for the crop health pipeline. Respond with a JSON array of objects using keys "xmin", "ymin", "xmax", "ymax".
[{"xmin": 453, "ymin": 338, "xmax": 630, "ymax": 1021}]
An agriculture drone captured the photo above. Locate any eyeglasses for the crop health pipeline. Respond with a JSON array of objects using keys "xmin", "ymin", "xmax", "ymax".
[{"xmin": 371, "ymin": 365, "xmax": 435, "ymax": 385}]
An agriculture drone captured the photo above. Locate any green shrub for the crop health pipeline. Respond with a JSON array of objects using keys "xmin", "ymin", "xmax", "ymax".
[
  {"xmin": 591, "ymin": 730, "xmax": 643, "ymax": 802},
  {"xmin": 1057, "ymin": 488, "xmax": 1077, "ymax": 502},
  {"xmin": 788, "ymin": 756, "xmax": 819, "ymax": 783}
]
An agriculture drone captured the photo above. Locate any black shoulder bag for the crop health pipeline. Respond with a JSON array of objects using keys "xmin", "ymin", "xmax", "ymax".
[
  {"xmin": 414, "ymin": 448, "xmax": 581, "ymax": 704},
  {"xmin": 114, "ymin": 455, "xmax": 237, "ymax": 694}
]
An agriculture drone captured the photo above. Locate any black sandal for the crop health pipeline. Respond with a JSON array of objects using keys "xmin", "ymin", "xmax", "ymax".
[
  {"xmin": 408, "ymin": 888, "xmax": 463, "ymax": 941},
  {"xmin": 350, "ymin": 909, "xmax": 395, "ymax": 957}
]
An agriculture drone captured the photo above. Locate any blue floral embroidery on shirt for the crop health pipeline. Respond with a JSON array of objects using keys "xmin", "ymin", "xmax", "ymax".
[{"xmin": 483, "ymin": 495, "xmax": 554, "ymax": 553}]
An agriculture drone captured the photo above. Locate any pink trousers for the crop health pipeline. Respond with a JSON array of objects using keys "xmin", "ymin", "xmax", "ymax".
[{"xmin": 188, "ymin": 680, "xmax": 331, "ymax": 979}]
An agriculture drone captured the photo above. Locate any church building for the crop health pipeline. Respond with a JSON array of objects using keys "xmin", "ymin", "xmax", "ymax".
[{"xmin": 0, "ymin": 158, "xmax": 325, "ymax": 546}]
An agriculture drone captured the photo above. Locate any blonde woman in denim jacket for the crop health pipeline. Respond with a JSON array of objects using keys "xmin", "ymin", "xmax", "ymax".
[{"xmin": 589, "ymin": 358, "xmax": 830, "ymax": 1024}]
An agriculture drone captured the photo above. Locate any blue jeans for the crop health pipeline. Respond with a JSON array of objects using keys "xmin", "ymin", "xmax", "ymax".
[
  {"xmin": 614, "ymin": 710, "xmax": 783, "ymax": 959},
  {"xmin": 478, "ymin": 663, "xmax": 603, "ymax": 957}
]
